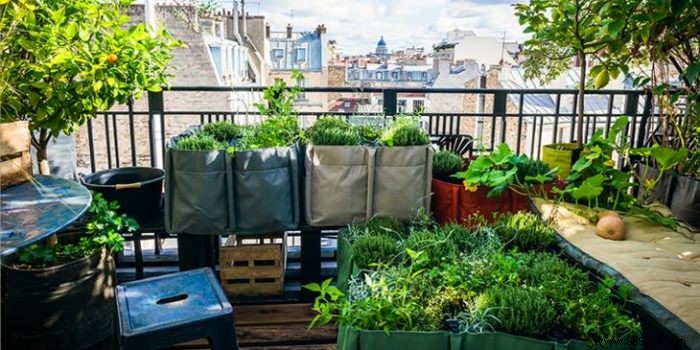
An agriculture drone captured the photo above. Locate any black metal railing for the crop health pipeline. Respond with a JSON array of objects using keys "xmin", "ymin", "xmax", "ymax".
[{"xmin": 86, "ymin": 86, "xmax": 659, "ymax": 174}]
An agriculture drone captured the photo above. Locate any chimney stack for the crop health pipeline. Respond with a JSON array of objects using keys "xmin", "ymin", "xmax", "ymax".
[
  {"xmin": 286, "ymin": 24, "xmax": 292, "ymax": 39},
  {"xmin": 315, "ymin": 24, "xmax": 327, "ymax": 36},
  {"xmin": 265, "ymin": 23, "xmax": 271, "ymax": 39}
]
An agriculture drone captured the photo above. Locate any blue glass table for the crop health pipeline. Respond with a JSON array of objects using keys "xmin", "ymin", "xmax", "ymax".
[{"xmin": 1, "ymin": 175, "xmax": 92, "ymax": 256}]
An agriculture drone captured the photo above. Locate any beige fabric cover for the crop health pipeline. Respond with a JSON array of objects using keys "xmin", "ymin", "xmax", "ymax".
[
  {"xmin": 535, "ymin": 199, "xmax": 700, "ymax": 338},
  {"xmin": 305, "ymin": 145, "xmax": 432, "ymax": 226}
]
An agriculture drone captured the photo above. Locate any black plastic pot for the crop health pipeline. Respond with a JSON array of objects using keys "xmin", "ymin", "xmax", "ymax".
[
  {"xmin": 81, "ymin": 167, "xmax": 164, "ymax": 223},
  {"xmin": 670, "ymin": 175, "xmax": 700, "ymax": 230}
]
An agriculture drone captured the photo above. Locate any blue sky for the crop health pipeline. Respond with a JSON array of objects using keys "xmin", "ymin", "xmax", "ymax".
[{"xmin": 239, "ymin": 0, "xmax": 529, "ymax": 55}]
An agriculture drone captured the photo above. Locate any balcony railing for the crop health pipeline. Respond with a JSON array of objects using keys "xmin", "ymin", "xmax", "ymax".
[{"xmin": 85, "ymin": 86, "xmax": 661, "ymax": 174}]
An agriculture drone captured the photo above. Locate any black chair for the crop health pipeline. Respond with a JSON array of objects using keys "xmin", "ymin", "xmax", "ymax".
[{"xmin": 433, "ymin": 135, "xmax": 474, "ymax": 159}]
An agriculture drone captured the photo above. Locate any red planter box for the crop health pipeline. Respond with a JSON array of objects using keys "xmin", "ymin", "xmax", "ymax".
[{"xmin": 431, "ymin": 178, "xmax": 530, "ymax": 226}]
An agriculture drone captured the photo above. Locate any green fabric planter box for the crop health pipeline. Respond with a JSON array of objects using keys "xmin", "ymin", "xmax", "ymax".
[
  {"xmin": 338, "ymin": 325, "xmax": 641, "ymax": 350},
  {"xmin": 165, "ymin": 128, "xmax": 300, "ymax": 235},
  {"xmin": 542, "ymin": 143, "xmax": 580, "ymax": 179},
  {"xmin": 304, "ymin": 145, "xmax": 432, "ymax": 226},
  {"xmin": 336, "ymin": 230, "xmax": 362, "ymax": 293}
]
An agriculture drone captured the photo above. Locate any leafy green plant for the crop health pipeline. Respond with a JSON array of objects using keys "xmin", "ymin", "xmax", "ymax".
[
  {"xmin": 494, "ymin": 212, "xmax": 557, "ymax": 252},
  {"xmin": 402, "ymin": 229, "xmax": 456, "ymax": 267},
  {"xmin": 201, "ymin": 121, "xmax": 242, "ymax": 142},
  {"xmin": 476, "ymin": 285, "xmax": 557, "ymax": 338},
  {"xmin": 380, "ymin": 116, "xmax": 429, "ymax": 147},
  {"xmin": 354, "ymin": 124, "xmax": 382, "ymax": 143},
  {"xmin": 306, "ymin": 117, "xmax": 362, "ymax": 146},
  {"xmin": 173, "ymin": 133, "xmax": 228, "ymax": 151},
  {"xmin": 18, "ymin": 193, "xmax": 137, "ymax": 268},
  {"xmin": 442, "ymin": 224, "xmax": 501, "ymax": 258},
  {"xmin": 0, "ymin": 0, "xmax": 181, "ymax": 174},
  {"xmin": 433, "ymin": 150, "xmax": 464, "ymax": 182},
  {"xmin": 454, "ymin": 143, "xmax": 557, "ymax": 198},
  {"xmin": 351, "ymin": 234, "xmax": 403, "ymax": 270}
]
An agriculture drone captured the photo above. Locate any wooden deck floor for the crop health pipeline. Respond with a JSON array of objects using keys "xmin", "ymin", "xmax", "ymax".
[{"xmin": 169, "ymin": 303, "xmax": 337, "ymax": 350}]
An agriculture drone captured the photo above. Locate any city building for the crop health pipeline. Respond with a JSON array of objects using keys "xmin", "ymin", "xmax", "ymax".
[
  {"xmin": 444, "ymin": 29, "xmax": 521, "ymax": 67},
  {"xmin": 375, "ymin": 36, "xmax": 388, "ymax": 58}
]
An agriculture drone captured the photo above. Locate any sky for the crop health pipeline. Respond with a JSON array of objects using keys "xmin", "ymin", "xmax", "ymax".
[{"xmin": 232, "ymin": 0, "xmax": 529, "ymax": 55}]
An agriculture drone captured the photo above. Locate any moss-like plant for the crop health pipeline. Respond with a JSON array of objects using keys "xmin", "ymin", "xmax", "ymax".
[
  {"xmin": 351, "ymin": 234, "xmax": 402, "ymax": 270},
  {"xmin": 476, "ymin": 285, "xmax": 557, "ymax": 338},
  {"xmin": 202, "ymin": 121, "xmax": 242, "ymax": 142},
  {"xmin": 380, "ymin": 117, "xmax": 430, "ymax": 146},
  {"xmin": 174, "ymin": 133, "xmax": 227, "ymax": 151},
  {"xmin": 433, "ymin": 150, "xmax": 464, "ymax": 181},
  {"xmin": 494, "ymin": 212, "xmax": 557, "ymax": 251},
  {"xmin": 306, "ymin": 117, "xmax": 362, "ymax": 146}
]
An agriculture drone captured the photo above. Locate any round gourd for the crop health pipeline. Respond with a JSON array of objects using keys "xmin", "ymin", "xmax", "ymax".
[{"xmin": 596, "ymin": 215, "xmax": 625, "ymax": 240}]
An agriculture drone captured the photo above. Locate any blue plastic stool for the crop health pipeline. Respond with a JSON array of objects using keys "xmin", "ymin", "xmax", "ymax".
[{"xmin": 116, "ymin": 267, "xmax": 238, "ymax": 350}]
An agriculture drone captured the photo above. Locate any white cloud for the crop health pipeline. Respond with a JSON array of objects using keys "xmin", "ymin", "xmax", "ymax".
[{"xmin": 245, "ymin": 0, "xmax": 527, "ymax": 55}]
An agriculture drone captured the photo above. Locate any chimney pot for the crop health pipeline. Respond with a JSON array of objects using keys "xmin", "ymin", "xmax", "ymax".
[
  {"xmin": 286, "ymin": 24, "xmax": 292, "ymax": 39},
  {"xmin": 265, "ymin": 23, "xmax": 271, "ymax": 38}
]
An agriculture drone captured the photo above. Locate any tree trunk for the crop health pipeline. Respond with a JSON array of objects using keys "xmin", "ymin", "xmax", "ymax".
[
  {"xmin": 577, "ymin": 51, "xmax": 586, "ymax": 149},
  {"xmin": 36, "ymin": 145, "xmax": 51, "ymax": 175}
]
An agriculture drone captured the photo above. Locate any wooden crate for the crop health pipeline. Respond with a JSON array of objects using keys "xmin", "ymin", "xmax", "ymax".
[
  {"xmin": 0, "ymin": 121, "xmax": 32, "ymax": 189},
  {"xmin": 219, "ymin": 232, "xmax": 286, "ymax": 296}
]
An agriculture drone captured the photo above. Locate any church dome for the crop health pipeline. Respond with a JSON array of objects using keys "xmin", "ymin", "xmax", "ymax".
[{"xmin": 377, "ymin": 36, "xmax": 386, "ymax": 46}]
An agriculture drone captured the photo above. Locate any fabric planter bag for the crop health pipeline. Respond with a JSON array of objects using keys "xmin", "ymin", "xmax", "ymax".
[
  {"xmin": 542, "ymin": 143, "xmax": 580, "ymax": 179},
  {"xmin": 431, "ymin": 179, "xmax": 528, "ymax": 226},
  {"xmin": 231, "ymin": 145, "xmax": 300, "ymax": 234},
  {"xmin": 669, "ymin": 175, "xmax": 700, "ymax": 230},
  {"xmin": 373, "ymin": 145, "xmax": 433, "ymax": 221},
  {"xmin": 338, "ymin": 325, "xmax": 640, "ymax": 350},
  {"xmin": 305, "ymin": 145, "xmax": 371, "ymax": 226},
  {"xmin": 165, "ymin": 147, "xmax": 231, "ymax": 235},
  {"xmin": 305, "ymin": 145, "xmax": 433, "ymax": 227},
  {"xmin": 166, "ymin": 127, "xmax": 300, "ymax": 235}
]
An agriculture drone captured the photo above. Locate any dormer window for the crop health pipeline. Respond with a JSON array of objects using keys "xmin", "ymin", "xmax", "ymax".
[
  {"xmin": 273, "ymin": 48, "xmax": 284, "ymax": 60},
  {"xmin": 296, "ymin": 48, "xmax": 307, "ymax": 62}
]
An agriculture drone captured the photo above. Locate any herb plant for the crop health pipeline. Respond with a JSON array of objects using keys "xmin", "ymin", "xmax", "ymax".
[
  {"xmin": 476, "ymin": 285, "xmax": 557, "ymax": 338},
  {"xmin": 380, "ymin": 116, "xmax": 430, "ymax": 146},
  {"xmin": 173, "ymin": 133, "xmax": 228, "ymax": 151},
  {"xmin": 201, "ymin": 121, "xmax": 242, "ymax": 142},
  {"xmin": 306, "ymin": 117, "xmax": 362, "ymax": 146},
  {"xmin": 351, "ymin": 234, "xmax": 402, "ymax": 270},
  {"xmin": 493, "ymin": 212, "xmax": 557, "ymax": 252},
  {"xmin": 18, "ymin": 193, "xmax": 137, "ymax": 268},
  {"xmin": 432, "ymin": 150, "xmax": 464, "ymax": 182}
]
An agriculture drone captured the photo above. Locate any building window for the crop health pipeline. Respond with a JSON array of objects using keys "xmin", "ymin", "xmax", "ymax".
[
  {"xmin": 391, "ymin": 71, "xmax": 398, "ymax": 79},
  {"xmin": 296, "ymin": 48, "xmax": 307, "ymax": 62},
  {"xmin": 209, "ymin": 45, "xmax": 223, "ymax": 79},
  {"xmin": 422, "ymin": 72, "xmax": 428, "ymax": 81},
  {"xmin": 413, "ymin": 100, "xmax": 424, "ymax": 113},
  {"xmin": 376, "ymin": 72, "xmax": 383, "ymax": 80},
  {"xmin": 272, "ymin": 48, "xmax": 284, "ymax": 60},
  {"xmin": 296, "ymin": 77, "xmax": 307, "ymax": 100},
  {"xmin": 398, "ymin": 100, "xmax": 407, "ymax": 113},
  {"xmin": 344, "ymin": 102, "xmax": 351, "ymax": 107}
]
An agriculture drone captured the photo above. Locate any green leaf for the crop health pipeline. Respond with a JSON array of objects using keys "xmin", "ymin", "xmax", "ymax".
[{"xmin": 607, "ymin": 19, "xmax": 624, "ymax": 37}]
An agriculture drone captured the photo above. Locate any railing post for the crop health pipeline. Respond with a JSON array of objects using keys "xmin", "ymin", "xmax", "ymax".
[
  {"xmin": 636, "ymin": 90, "xmax": 653, "ymax": 148},
  {"xmin": 623, "ymin": 92, "xmax": 640, "ymax": 144},
  {"xmin": 493, "ymin": 91, "xmax": 507, "ymax": 146},
  {"xmin": 383, "ymin": 89, "xmax": 397, "ymax": 117},
  {"xmin": 148, "ymin": 91, "xmax": 164, "ymax": 168}
]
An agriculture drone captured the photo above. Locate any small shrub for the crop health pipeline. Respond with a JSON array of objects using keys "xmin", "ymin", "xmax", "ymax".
[
  {"xmin": 433, "ymin": 150, "xmax": 464, "ymax": 181},
  {"xmin": 494, "ymin": 212, "xmax": 557, "ymax": 251},
  {"xmin": 174, "ymin": 133, "xmax": 228, "ymax": 151},
  {"xmin": 402, "ymin": 229, "xmax": 457, "ymax": 266},
  {"xmin": 518, "ymin": 252, "xmax": 593, "ymax": 300},
  {"xmin": 361, "ymin": 216, "xmax": 406, "ymax": 236},
  {"xmin": 202, "ymin": 121, "xmax": 242, "ymax": 142},
  {"xmin": 380, "ymin": 117, "xmax": 429, "ymax": 146},
  {"xmin": 476, "ymin": 285, "xmax": 557, "ymax": 338},
  {"xmin": 516, "ymin": 159, "xmax": 553, "ymax": 184},
  {"xmin": 307, "ymin": 117, "xmax": 362, "ymax": 146},
  {"xmin": 352, "ymin": 234, "xmax": 402, "ymax": 270}
]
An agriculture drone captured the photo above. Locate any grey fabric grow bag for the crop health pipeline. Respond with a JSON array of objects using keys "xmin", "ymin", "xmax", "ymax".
[
  {"xmin": 165, "ymin": 127, "xmax": 300, "ymax": 235},
  {"xmin": 230, "ymin": 146, "xmax": 300, "ymax": 234},
  {"xmin": 304, "ymin": 145, "xmax": 432, "ymax": 227},
  {"xmin": 165, "ymin": 146, "xmax": 232, "ymax": 235}
]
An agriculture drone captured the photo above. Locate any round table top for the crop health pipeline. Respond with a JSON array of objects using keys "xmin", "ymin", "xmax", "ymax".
[{"xmin": 1, "ymin": 175, "xmax": 92, "ymax": 256}]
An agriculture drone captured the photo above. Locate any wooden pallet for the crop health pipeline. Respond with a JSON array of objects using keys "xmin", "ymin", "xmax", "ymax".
[{"xmin": 219, "ymin": 233, "xmax": 286, "ymax": 296}]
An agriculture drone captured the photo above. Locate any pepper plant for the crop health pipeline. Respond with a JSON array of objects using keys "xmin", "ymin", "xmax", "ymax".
[{"xmin": 0, "ymin": 0, "xmax": 181, "ymax": 174}]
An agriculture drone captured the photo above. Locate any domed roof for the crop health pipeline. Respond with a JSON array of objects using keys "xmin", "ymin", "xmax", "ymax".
[{"xmin": 377, "ymin": 36, "xmax": 386, "ymax": 46}]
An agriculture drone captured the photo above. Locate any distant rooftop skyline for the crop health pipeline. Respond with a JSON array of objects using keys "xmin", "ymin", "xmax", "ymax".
[{"xmin": 228, "ymin": 0, "xmax": 529, "ymax": 55}]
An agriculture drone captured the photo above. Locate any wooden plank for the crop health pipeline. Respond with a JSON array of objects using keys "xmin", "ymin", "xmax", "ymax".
[
  {"xmin": 170, "ymin": 324, "xmax": 336, "ymax": 348},
  {"xmin": 234, "ymin": 303, "xmax": 315, "ymax": 326}
]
